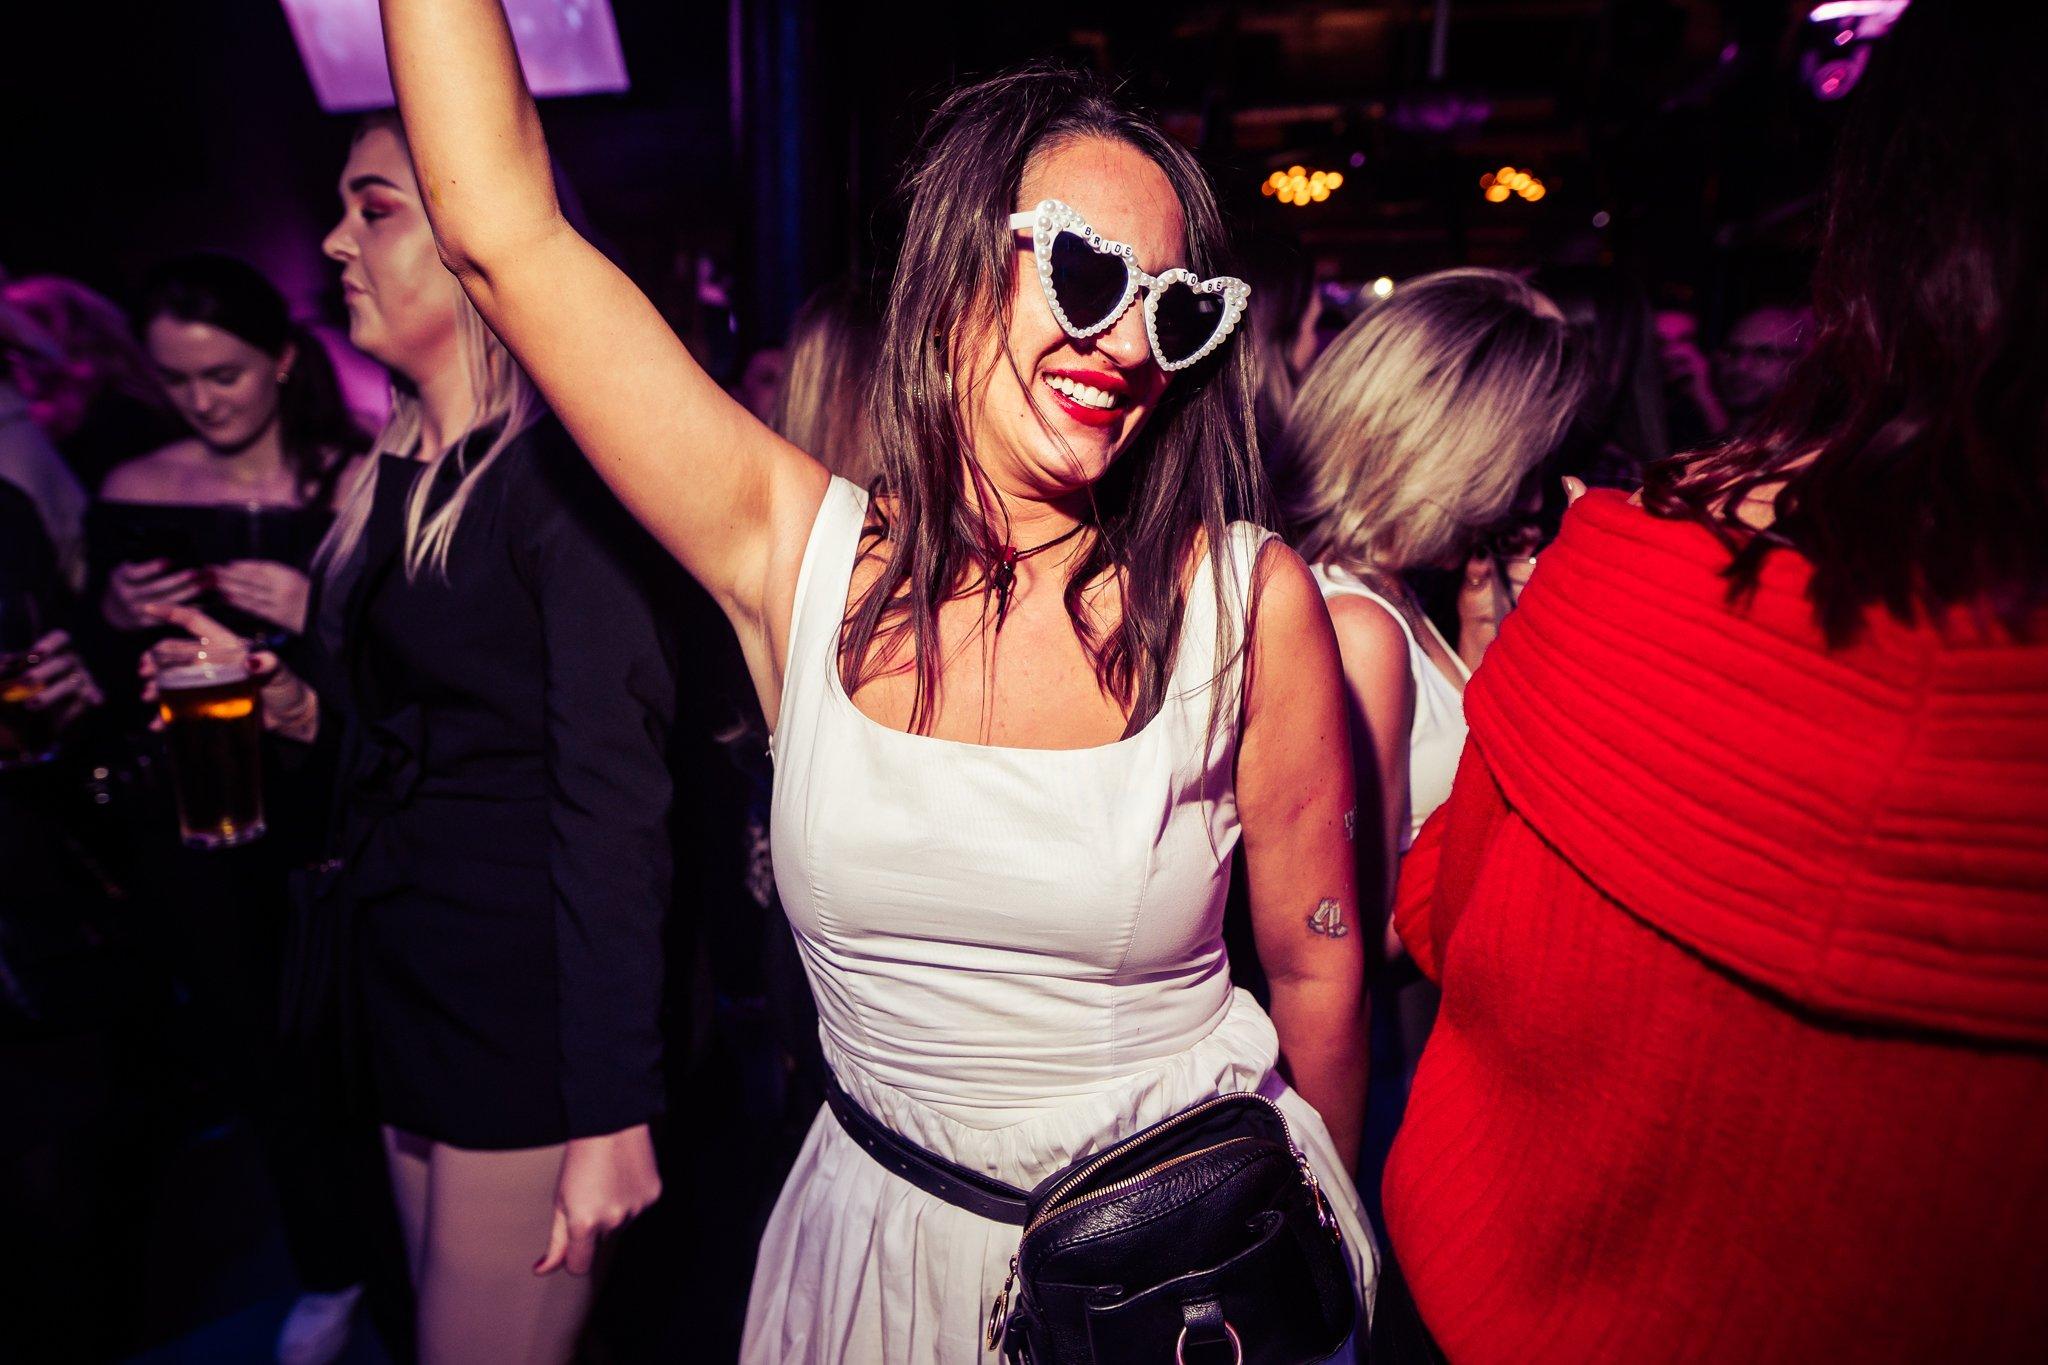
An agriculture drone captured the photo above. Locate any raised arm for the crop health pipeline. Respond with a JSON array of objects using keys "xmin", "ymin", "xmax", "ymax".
[{"xmin": 377, "ymin": 0, "xmax": 828, "ymax": 705}]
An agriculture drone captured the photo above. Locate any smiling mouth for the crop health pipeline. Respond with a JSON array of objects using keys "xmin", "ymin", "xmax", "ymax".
[{"xmin": 1043, "ymin": 373, "xmax": 1124, "ymax": 412}]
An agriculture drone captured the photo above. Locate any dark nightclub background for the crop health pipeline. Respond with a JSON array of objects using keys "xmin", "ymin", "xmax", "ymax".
[
  {"xmin": 4, "ymin": 0, "xmax": 1844, "ymax": 376},
  {"xmin": 1, "ymin": 3, "xmax": 1883, "ymax": 1361}
]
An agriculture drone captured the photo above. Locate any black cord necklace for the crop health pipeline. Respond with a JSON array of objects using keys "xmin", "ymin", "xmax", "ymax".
[{"xmin": 989, "ymin": 522, "xmax": 1087, "ymax": 629}]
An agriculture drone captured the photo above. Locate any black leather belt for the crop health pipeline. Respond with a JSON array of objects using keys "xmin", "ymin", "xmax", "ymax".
[{"xmin": 823, "ymin": 1071, "xmax": 1031, "ymax": 1226}]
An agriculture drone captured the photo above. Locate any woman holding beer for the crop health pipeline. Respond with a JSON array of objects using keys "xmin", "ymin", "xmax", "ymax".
[
  {"xmin": 378, "ymin": 2, "xmax": 1373, "ymax": 1361},
  {"xmin": 101, "ymin": 256, "xmax": 380, "ymax": 1365},
  {"xmin": 150, "ymin": 110, "xmax": 682, "ymax": 1365}
]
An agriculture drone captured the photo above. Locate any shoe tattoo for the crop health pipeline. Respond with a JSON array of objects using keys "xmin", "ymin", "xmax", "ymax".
[{"xmin": 1306, "ymin": 898, "xmax": 1349, "ymax": 938}]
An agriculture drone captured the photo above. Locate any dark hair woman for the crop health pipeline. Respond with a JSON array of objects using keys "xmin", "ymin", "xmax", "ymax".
[
  {"xmin": 97, "ymin": 255, "xmax": 379, "ymax": 1361},
  {"xmin": 1381, "ymin": 4, "xmax": 2048, "ymax": 1361},
  {"xmin": 381, "ymin": 1, "xmax": 1377, "ymax": 1360},
  {"xmin": 99, "ymin": 254, "xmax": 366, "ymax": 643}
]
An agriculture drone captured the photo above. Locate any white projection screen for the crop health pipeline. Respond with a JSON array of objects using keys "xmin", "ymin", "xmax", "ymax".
[{"xmin": 280, "ymin": 0, "xmax": 628, "ymax": 112}]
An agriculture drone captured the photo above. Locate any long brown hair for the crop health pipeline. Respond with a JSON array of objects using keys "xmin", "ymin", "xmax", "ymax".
[
  {"xmin": 847, "ymin": 64, "xmax": 1269, "ymax": 733},
  {"xmin": 1644, "ymin": 1, "xmax": 2046, "ymax": 644}
]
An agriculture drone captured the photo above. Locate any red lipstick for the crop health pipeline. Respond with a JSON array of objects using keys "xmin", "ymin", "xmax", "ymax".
[{"xmin": 1041, "ymin": 368, "xmax": 1130, "ymax": 430}]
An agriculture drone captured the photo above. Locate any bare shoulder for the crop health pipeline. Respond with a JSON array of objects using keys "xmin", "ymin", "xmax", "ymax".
[
  {"xmin": 99, "ymin": 439, "xmax": 206, "ymax": 502},
  {"xmin": 1248, "ymin": 536, "xmax": 1327, "ymax": 630},
  {"xmin": 1323, "ymin": 591, "xmax": 1415, "ymax": 709},
  {"xmin": 1245, "ymin": 539, "xmax": 1343, "ymax": 689},
  {"xmin": 1323, "ymin": 591, "xmax": 1409, "ymax": 668}
]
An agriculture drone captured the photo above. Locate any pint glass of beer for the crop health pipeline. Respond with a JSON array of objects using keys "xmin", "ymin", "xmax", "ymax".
[
  {"xmin": 0, "ymin": 589, "xmax": 58, "ymax": 769},
  {"xmin": 0, "ymin": 651, "xmax": 61, "ymax": 769},
  {"xmin": 154, "ymin": 647, "xmax": 267, "ymax": 849}
]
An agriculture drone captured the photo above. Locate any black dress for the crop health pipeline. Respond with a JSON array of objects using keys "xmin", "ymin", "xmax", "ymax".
[
  {"xmin": 88, "ymin": 498, "xmax": 333, "ymax": 649},
  {"xmin": 323, "ymin": 417, "xmax": 680, "ymax": 1150}
]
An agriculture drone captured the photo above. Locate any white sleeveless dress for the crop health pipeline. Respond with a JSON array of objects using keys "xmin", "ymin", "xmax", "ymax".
[
  {"xmin": 1309, "ymin": 564, "xmax": 1469, "ymax": 849},
  {"xmin": 743, "ymin": 478, "xmax": 1377, "ymax": 1363}
]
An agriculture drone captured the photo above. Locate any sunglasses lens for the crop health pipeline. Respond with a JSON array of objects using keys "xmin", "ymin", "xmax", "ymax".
[
  {"xmin": 1048, "ymin": 231, "xmax": 1129, "ymax": 332},
  {"xmin": 1152, "ymin": 280, "xmax": 1227, "ymax": 366}
]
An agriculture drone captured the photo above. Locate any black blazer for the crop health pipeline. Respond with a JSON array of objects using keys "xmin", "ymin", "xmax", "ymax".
[{"xmin": 313, "ymin": 416, "xmax": 685, "ymax": 1148}]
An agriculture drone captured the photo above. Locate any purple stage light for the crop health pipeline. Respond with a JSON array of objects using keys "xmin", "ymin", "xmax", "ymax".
[
  {"xmin": 1806, "ymin": 1, "xmax": 1908, "ymax": 23},
  {"xmin": 280, "ymin": 0, "xmax": 627, "ymax": 113},
  {"xmin": 1799, "ymin": 0, "xmax": 1907, "ymax": 102}
]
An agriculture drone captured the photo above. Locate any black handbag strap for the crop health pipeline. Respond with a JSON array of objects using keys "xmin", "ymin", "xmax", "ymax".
[{"xmin": 823, "ymin": 1070, "xmax": 1032, "ymax": 1226}]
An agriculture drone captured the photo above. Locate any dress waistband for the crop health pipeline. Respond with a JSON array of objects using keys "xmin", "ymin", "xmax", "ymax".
[{"xmin": 819, "ymin": 986, "xmax": 1283, "ymax": 1189}]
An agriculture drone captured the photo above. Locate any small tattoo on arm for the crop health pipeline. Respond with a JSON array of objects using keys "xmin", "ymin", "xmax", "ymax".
[{"xmin": 1306, "ymin": 898, "xmax": 1350, "ymax": 938}]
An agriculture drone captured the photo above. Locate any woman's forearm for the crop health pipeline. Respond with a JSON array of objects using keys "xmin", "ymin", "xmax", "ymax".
[
  {"xmin": 379, "ymin": 0, "xmax": 563, "ymax": 272},
  {"xmin": 1268, "ymin": 977, "xmax": 1368, "ymax": 1174}
]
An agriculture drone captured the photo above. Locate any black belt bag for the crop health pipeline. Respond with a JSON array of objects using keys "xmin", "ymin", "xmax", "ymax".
[{"xmin": 824, "ymin": 1074, "xmax": 1358, "ymax": 1365}]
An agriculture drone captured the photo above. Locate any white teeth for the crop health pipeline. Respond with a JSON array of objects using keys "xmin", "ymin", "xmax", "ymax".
[{"xmin": 1045, "ymin": 374, "xmax": 1117, "ymax": 410}]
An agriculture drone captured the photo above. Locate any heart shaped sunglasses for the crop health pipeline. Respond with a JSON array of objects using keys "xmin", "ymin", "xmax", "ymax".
[{"xmin": 1008, "ymin": 199, "xmax": 1251, "ymax": 373}]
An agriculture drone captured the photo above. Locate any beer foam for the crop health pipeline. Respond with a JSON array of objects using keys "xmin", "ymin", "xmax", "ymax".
[{"xmin": 158, "ymin": 657, "xmax": 251, "ymax": 689}]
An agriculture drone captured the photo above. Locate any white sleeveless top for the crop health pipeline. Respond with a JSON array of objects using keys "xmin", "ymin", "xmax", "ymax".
[
  {"xmin": 1311, "ymin": 562, "xmax": 1469, "ymax": 849},
  {"xmin": 746, "ymin": 478, "xmax": 1374, "ymax": 1363}
]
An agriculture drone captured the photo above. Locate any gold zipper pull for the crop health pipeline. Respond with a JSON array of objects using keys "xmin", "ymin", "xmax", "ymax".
[{"xmin": 985, "ymin": 1257, "xmax": 1019, "ymax": 1351}]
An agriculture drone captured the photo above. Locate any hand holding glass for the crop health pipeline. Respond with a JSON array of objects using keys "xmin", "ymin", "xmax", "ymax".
[{"xmin": 145, "ymin": 619, "xmax": 267, "ymax": 850}]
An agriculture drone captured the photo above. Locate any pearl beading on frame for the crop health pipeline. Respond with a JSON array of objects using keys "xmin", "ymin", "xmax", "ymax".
[{"xmin": 1008, "ymin": 199, "xmax": 1251, "ymax": 373}]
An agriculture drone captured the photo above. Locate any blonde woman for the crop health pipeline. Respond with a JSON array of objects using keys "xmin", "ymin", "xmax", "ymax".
[
  {"xmin": 1278, "ymin": 268, "xmax": 1584, "ymax": 915},
  {"xmin": 769, "ymin": 280, "xmax": 880, "ymax": 484},
  {"xmin": 149, "ymin": 113, "xmax": 680, "ymax": 1365}
]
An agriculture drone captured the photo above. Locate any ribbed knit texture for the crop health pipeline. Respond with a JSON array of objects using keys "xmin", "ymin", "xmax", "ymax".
[{"xmin": 1386, "ymin": 490, "xmax": 2048, "ymax": 1363}]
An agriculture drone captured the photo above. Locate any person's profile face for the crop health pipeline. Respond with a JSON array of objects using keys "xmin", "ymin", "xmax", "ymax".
[
  {"xmin": 958, "ymin": 136, "xmax": 1181, "ymax": 503},
  {"xmin": 145, "ymin": 316, "xmax": 285, "ymax": 456},
  {"xmin": 321, "ymin": 126, "xmax": 463, "ymax": 384}
]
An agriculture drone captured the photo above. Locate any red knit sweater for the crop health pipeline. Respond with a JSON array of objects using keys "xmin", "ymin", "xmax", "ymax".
[{"xmin": 1385, "ymin": 491, "xmax": 2048, "ymax": 1364}]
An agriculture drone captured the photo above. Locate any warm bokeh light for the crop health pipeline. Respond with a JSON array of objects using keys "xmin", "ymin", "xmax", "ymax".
[
  {"xmin": 1481, "ymin": 164, "xmax": 1547, "ymax": 204},
  {"xmin": 1371, "ymin": 276, "xmax": 1395, "ymax": 299},
  {"xmin": 1264, "ymin": 164, "xmax": 1346, "ymax": 208}
]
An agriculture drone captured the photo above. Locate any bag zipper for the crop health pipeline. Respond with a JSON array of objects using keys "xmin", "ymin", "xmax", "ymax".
[{"xmin": 983, "ymin": 1092, "xmax": 1338, "ymax": 1351}]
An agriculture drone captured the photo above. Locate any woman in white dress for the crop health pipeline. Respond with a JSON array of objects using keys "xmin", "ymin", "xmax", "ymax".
[
  {"xmin": 379, "ymin": 4, "xmax": 1376, "ymax": 1359},
  {"xmin": 1276, "ymin": 267, "xmax": 1585, "ymax": 936}
]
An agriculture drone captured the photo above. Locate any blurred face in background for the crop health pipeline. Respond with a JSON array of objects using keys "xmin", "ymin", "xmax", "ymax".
[
  {"xmin": 736, "ymin": 346, "xmax": 785, "ymax": 425},
  {"xmin": 144, "ymin": 317, "xmax": 287, "ymax": 455},
  {"xmin": 1654, "ymin": 308, "xmax": 1705, "ymax": 382},
  {"xmin": 3, "ymin": 347, "xmax": 93, "ymax": 440},
  {"xmin": 321, "ymin": 124, "xmax": 463, "ymax": 385},
  {"xmin": 1715, "ymin": 305, "xmax": 1813, "ymax": 418}
]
